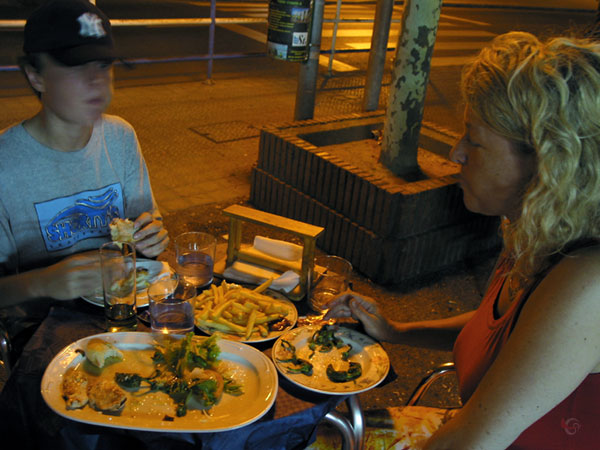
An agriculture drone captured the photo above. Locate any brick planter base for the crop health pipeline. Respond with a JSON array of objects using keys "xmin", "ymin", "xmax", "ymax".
[{"xmin": 250, "ymin": 112, "xmax": 501, "ymax": 284}]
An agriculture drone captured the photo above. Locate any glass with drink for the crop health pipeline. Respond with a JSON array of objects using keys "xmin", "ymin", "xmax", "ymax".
[
  {"xmin": 174, "ymin": 231, "xmax": 217, "ymax": 289},
  {"xmin": 100, "ymin": 242, "xmax": 137, "ymax": 332},
  {"xmin": 148, "ymin": 274, "xmax": 196, "ymax": 335},
  {"xmin": 309, "ymin": 255, "xmax": 352, "ymax": 313}
]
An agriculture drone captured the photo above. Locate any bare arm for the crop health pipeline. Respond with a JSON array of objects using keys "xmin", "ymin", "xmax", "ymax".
[
  {"xmin": 424, "ymin": 247, "xmax": 600, "ymax": 449},
  {"xmin": 0, "ymin": 250, "xmax": 102, "ymax": 307},
  {"xmin": 324, "ymin": 292, "xmax": 475, "ymax": 344}
]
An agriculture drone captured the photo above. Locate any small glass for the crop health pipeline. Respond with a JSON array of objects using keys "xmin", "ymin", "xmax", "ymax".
[
  {"xmin": 174, "ymin": 231, "xmax": 217, "ymax": 289},
  {"xmin": 148, "ymin": 274, "xmax": 196, "ymax": 335},
  {"xmin": 309, "ymin": 255, "xmax": 352, "ymax": 313},
  {"xmin": 100, "ymin": 242, "xmax": 137, "ymax": 332}
]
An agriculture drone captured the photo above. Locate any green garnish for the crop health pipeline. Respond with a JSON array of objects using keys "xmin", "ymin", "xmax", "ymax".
[
  {"xmin": 326, "ymin": 362, "xmax": 362, "ymax": 383},
  {"xmin": 114, "ymin": 332, "xmax": 241, "ymax": 417}
]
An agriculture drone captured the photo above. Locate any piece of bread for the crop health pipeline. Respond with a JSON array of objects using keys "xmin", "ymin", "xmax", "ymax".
[
  {"xmin": 85, "ymin": 338, "xmax": 124, "ymax": 368},
  {"xmin": 109, "ymin": 218, "xmax": 136, "ymax": 244}
]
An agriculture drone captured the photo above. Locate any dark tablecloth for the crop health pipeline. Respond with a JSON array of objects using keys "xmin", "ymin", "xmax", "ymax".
[{"xmin": 0, "ymin": 302, "xmax": 346, "ymax": 450}]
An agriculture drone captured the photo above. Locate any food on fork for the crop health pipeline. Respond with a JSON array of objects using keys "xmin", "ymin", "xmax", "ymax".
[
  {"xmin": 109, "ymin": 217, "xmax": 136, "ymax": 244},
  {"xmin": 85, "ymin": 338, "xmax": 124, "ymax": 368},
  {"xmin": 61, "ymin": 367, "xmax": 88, "ymax": 410}
]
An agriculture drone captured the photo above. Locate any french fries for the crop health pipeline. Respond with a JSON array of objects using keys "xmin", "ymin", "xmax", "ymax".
[{"xmin": 195, "ymin": 280, "xmax": 293, "ymax": 340}]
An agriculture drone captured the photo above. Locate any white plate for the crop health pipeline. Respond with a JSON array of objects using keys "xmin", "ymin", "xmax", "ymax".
[
  {"xmin": 272, "ymin": 325, "xmax": 390, "ymax": 395},
  {"xmin": 81, "ymin": 260, "xmax": 172, "ymax": 308},
  {"xmin": 41, "ymin": 332, "xmax": 278, "ymax": 432},
  {"xmin": 195, "ymin": 288, "xmax": 298, "ymax": 344}
]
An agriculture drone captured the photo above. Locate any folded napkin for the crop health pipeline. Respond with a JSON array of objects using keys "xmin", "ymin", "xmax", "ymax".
[
  {"xmin": 222, "ymin": 237, "xmax": 302, "ymax": 293},
  {"xmin": 253, "ymin": 236, "xmax": 303, "ymax": 261}
]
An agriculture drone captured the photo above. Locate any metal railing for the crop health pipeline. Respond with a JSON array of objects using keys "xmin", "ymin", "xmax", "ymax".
[{"xmin": 0, "ymin": 0, "xmax": 400, "ymax": 78}]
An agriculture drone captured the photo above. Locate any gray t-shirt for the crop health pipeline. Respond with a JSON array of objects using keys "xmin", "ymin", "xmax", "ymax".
[{"xmin": 0, "ymin": 114, "xmax": 159, "ymax": 274}]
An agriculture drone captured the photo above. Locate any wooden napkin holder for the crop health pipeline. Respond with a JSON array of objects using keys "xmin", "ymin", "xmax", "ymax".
[{"xmin": 222, "ymin": 204, "xmax": 324, "ymax": 301}]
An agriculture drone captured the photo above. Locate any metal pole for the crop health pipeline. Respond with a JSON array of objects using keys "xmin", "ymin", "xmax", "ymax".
[
  {"xmin": 207, "ymin": 0, "xmax": 217, "ymax": 81},
  {"xmin": 294, "ymin": 0, "xmax": 325, "ymax": 121},
  {"xmin": 362, "ymin": 0, "xmax": 395, "ymax": 111},
  {"xmin": 327, "ymin": 0, "xmax": 343, "ymax": 76}
]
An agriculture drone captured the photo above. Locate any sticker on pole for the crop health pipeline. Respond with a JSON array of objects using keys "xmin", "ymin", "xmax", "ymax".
[{"xmin": 267, "ymin": 0, "xmax": 312, "ymax": 62}]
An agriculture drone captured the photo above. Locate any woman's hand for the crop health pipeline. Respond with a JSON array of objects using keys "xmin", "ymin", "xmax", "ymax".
[
  {"xmin": 132, "ymin": 211, "xmax": 169, "ymax": 258},
  {"xmin": 33, "ymin": 250, "xmax": 102, "ymax": 300},
  {"xmin": 324, "ymin": 292, "xmax": 396, "ymax": 342}
]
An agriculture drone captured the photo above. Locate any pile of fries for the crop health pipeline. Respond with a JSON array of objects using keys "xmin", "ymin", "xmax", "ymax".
[{"xmin": 194, "ymin": 279, "xmax": 293, "ymax": 341}]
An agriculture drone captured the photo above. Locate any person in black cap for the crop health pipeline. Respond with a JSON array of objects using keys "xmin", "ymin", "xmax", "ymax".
[{"xmin": 0, "ymin": 0, "xmax": 169, "ymax": 348}]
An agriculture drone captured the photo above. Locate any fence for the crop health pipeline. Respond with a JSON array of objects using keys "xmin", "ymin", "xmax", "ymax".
[{"xmin": 0, "ymin": 0, "xmax": 402, "ymax": 79}]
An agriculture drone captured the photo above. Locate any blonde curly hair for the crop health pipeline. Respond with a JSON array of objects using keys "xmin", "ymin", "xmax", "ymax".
[{"xmin": 461, "ymin": 31, "xmax": 600, "ymax": 279}]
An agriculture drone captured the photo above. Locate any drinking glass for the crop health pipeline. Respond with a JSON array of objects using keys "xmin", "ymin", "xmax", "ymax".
[
  {"xmin": 100, "ymin": 242, "xmax": 137, "ymax": 332},
  {"xmin": 309, "ymin": 255, "xmax": 352, "ymax": 312},
  {"xmin": 174, "ymin": 231, "xmax": 217, "ymax": 289},
  {"xmin": 148, "ymin": 274, "xmax": 196, "ymax": 335}
]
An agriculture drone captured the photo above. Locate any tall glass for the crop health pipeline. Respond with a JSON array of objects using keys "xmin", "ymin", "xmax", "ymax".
[
  {"xmin": 309, "ymin": 255, "xmax": 352, "ymax": 312},
  {"xmin": 148, "ymin": 274, "xmax": 196, "ymax": 335},
  {"xmin": 174, "ymin": 231, "xmax": 216, "ymax": 289},
  {"xmin": 100, "ymin": 242, "xmax": 137, "ymax": 332}
]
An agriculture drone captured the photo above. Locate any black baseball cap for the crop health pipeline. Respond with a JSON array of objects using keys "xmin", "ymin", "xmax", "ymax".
[{"xmin": 23, "ymin": 0, "xmax": 115, "ymax": 66}]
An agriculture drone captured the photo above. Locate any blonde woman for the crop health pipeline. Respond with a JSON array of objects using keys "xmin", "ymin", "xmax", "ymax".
[{"xmin": 326, "ymin": 32, "xmax": 600, "ymax": 449}]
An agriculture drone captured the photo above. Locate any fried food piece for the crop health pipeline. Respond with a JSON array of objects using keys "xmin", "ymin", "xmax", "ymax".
[
  {"xmin": 85, "ymin": 338, "xmax": 124, "ymax": 369},
  {"xmin": 87, "ymin": 379, "xmax": 127, "ymax": 414},
  {"xmin": 136, "ymin": 267, "xmax": 151, "ymax": 290},
  {"xmin": 62, "ymin": 367, "xmax": 88, "ymax": 410},
  {"xmin": 109, "ymin": 218, "xmax": 136, "ymax": 244}
]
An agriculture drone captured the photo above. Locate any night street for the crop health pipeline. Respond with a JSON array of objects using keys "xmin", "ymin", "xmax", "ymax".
[{"xmin": 0, "ymin": 1, "xmax": 598, "ymax": 446}]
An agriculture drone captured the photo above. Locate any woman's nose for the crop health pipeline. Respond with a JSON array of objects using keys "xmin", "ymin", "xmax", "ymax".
[{"xmin": 450, "ymin": 137, "xmax": 467, "ymax": 165}]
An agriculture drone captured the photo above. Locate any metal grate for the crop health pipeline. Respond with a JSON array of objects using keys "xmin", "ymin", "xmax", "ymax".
[{"xmin": 190, "ymin": 121, "xmax": 260, "ymax": 143}]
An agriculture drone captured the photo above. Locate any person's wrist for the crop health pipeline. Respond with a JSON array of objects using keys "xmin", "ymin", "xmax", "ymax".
[
  {"xmin": 25, "ymin": 267, "xmax": 47, "ymax": 299},
  {"xmin": 386, "ymin": 320, "xmax": 414, "ymax": 343}
]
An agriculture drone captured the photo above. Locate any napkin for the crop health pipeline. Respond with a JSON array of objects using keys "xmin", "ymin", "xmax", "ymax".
[
  {"xmin": 253, "ymin": 236, "xmax": 303, "ymax": 261},
  {"xmin": 222, "ymin": 237, "xmax": 302, "ymax": 293}
]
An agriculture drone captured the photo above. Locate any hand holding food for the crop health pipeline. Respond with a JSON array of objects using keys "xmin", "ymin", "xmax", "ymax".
[
  {"xmin": 109, "ymin": 218, "xmax": 137, "ymax": 245},
  {"xmin": 109, "ymin": 213, "xmax": 169, "ymax": 258},
  {"xmin": 195, "ymin": 280, "xmax": 294, "ymax": 341},
  {"xmin": 131, "ymin": 211, "xmax": 170, "ymax": 258}
]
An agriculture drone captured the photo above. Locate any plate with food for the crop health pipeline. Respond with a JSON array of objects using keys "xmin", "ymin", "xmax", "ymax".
[
  {"xmin": 272, "ymin": 324, "xmax": 390, "ymax": 395},
  {"xmin": 41, "ymin": 332, "xmax": 278, "ymax": 432},
  {"xmin": 81, "ymin": 259, "xmax": 172, "ymax": 308},
  {"xmin": 194, "ymin": 281, "xmax": 297, "ymax": 343}
]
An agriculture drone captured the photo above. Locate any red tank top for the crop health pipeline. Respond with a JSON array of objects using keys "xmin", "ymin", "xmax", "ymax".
[{"xmin": 453, "ymin": 254, "xmax": 600, "ymax": 449}]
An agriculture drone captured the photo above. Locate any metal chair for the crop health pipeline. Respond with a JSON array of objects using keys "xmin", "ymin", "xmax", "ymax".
[
  {"xmin": 0, "ymin": 320, "xmax": 11, "ymax": 393},
  {"xmin": 322, "ymin": 395, "xmax": 364, "ymax": 450},
  {"xmin": 406, "ymin": 362, "xmax": 457, "ymax": 406}
]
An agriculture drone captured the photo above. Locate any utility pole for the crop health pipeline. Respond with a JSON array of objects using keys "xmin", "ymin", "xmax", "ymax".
[
  {"xmin": 294, "ymin": 0, "xmax": 325, "ymax": 120},
  {"xmin": 363, "ymin": 0, "xmax": 395, "ymax": 112}
]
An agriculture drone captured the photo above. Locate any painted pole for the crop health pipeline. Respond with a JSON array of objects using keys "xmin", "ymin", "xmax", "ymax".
[
  {"xmin": 379, "ymin": 0, "xmax": 442, "ymax": 176},
  {"xmin": 363, "ymin": 0, "xmax": 395, "ymax": 112}
]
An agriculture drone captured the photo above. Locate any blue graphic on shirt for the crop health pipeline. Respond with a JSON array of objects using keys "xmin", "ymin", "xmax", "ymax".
[{"xmin": 35, "ymin": 184, "xmax": 124, "ymax": 251}]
